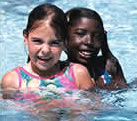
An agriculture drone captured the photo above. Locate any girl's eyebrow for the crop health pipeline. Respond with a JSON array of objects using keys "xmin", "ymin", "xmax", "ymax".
[
  {"xmin": 31, "ymin": 37, "xmax": 41, "ymax": 39},
  {"xmin": 75, "ymin": 28, "xmax": 87, "ymax": 31},
  {"xmin": 31, "ymin": 37, "xmax": 60, "ymax": 42}
]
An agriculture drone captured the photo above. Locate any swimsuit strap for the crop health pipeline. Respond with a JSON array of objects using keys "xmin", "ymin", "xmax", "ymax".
[
  {"xmin": 58, "ymin": 62, "xmax": 78, "ymax": 89},
  {"xmin": 14, "ymin": 67, "xmax": 22, "ymax": 88},
  {"xmin": 69, "ymin": 63, "xmax": 77, "ymax": 88}
]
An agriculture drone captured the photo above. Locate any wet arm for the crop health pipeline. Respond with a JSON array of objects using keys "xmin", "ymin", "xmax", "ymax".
[
  {"xmin": 1, "ymin": 71, "xmax": 19, "ymax": 99},
  {"xmin": 100, "ymin": 32, "xmax": 127, "ymax": 89},
  {"xmin": 96, "ymin": 58, "xmax": 128, "ymax": 90},
  {"xmin": 105, "ymin": 58, "xmax": 128, "ymax": 89}
]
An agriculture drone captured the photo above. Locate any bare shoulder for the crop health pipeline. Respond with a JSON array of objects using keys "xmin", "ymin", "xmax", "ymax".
[
  {"xmin": 72, "ymin": 63, "xmax": 89, "ymax": 73},
  {"xmin": 1, "ymin": 69, "xmax": 19, "ymax": 90},
  {"xmin": 72, "ymin": 63, "xmax": 95, "ymax": 90}
]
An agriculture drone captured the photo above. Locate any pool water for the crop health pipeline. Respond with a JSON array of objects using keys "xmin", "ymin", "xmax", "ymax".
[
  {"xmin": 0, "ymin": 86, "xmax": 137, "ymax": 121},
  {"xmin": 0, "ymin": 0, "xmax": 137, "ymax": 120}
]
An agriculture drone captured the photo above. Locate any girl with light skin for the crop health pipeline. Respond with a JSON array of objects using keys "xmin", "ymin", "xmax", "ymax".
[{"xmin": 1, "ymin": 4, "xmax": 95, "ymax": 99}]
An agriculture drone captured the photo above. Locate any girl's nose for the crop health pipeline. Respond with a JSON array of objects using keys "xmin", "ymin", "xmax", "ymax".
[
  {"xmin": 41, "ymin": 44, "xmax": 51, "ymax": 55},
  {"xmin": 84, "ymin": 34, "xmax": 93, "ymax": 44}
]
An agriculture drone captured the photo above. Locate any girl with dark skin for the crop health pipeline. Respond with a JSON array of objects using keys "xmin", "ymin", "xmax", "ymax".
[{"xmin": 65, "ymin": 7, "xmax": 128, "ymax": 90}]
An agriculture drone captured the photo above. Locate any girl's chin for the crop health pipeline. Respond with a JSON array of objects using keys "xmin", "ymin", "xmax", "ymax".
[
  {"xmin": 80, "ymin": 61, "xmax": 89, "ymax": 65},
  {"xmin": 36, "ymin": 66, "xmax": 48, "ymax": 72},
  {"xmin": 32, "ymin": 62, "xmax": 49, "ymax": 71},
  {"xmin": 74, "ymin": 58, "xmax": 89, "ymax": 65}
]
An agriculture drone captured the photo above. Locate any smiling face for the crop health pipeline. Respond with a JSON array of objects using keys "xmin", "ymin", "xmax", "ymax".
[
  {"xmin": 67, "ymin": 17, "xmax": 104, "ymax": 65},
  {"xmin": 24, "ymin": 20, "xmax": 64, "ymax": 74}
]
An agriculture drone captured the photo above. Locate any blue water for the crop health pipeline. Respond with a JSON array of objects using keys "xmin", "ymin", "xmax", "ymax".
[
  {"xmin": 0, "ymin": 86, "xmax": 137, "ymax": 121},
  {"xmin": 0, "ymin": 0, "xmax": 137, "ymax": 120}
]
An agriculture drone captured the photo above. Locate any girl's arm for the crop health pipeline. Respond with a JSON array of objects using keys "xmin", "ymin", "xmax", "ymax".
[
  {"xmin": 100, "ymin": 32, "xmax": 127, "ymax": 89},
  {"xmin": 73, "ymin": 63, "xmax": 95, "ymax": 90},
  {"xmin": 104, "ymin": 58, "xmax": 128, "ymax": 89},
  {"xmin": 1, "ymin": 71, "xmax": 19, "ymax": 99}
]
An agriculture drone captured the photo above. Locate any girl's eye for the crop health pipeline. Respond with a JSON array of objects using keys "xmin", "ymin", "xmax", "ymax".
[
  {"xmin": 50, "ymin": 40, "xmax": 62, "ymax": 47},
  {"xmin": 75, "ymin": 30, "xmax": 87, "ymax": 37},
  {"xmin": 32, "ymin": 39, "xmax": 42, "ymax": 44},
  {"xmin": 76, "ymin": 32, "xmax": 86, "ymax": 35}
]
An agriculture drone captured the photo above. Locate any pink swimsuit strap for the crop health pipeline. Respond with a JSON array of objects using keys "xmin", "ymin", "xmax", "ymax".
[{"xmin": 14, "ymin": 67, "xmax": 22, "ymax": 88}]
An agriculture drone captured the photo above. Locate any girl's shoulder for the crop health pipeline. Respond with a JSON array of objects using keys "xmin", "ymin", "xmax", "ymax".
[
  {"xmin": 70, "ymin": 62, "xmax": 91, "ymax": 77},
  {"xmin": 1, "ymin": 67, "xmax": 20, "ymax": 89},
  {"xmin": 71, "ymin": 62, "xmax": 95, "ymax": 90},
  {"xmin": 2, "ymin": 68, "xmax": 19, "ymax": 81},
  {"xmin": 60, "ymin": 60, "xmax": 89, "ymax": 76}
]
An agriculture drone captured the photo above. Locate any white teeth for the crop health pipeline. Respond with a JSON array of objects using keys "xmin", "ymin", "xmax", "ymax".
[
  {"xmin": 41, "ymin": 57, "xmax": 47, "ymax": 59},
  {"xmin": 81, "ymin": 51, "xmax": 91, "ymax": 56},
  {"xmin": 39, "ymin": 56, "xmax": 50, "ymax": 60},
  {"xmin": 40, "ymin": 57, "xmax": 46, "ymax": 59}
]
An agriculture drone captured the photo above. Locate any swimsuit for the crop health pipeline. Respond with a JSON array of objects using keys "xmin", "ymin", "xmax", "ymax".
[
  {"xmin": 12, "ymin": 62, "xmax": 79, "ymax": 110},
  {"xmin": 15, "ymin": 62, "xmax": 78, "ymax": 90},
  {"xmin": 13, "ymin": 62, "xmax": 78, "ymax": 105},
  {"xmin": 97, "ymin": 67, "xmax": 112, "ymax": 84}
]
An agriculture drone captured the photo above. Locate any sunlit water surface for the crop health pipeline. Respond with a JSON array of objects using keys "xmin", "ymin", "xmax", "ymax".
[{"xmin": 0, "ymin": 0, "xmax": 137, "ymax": 120}]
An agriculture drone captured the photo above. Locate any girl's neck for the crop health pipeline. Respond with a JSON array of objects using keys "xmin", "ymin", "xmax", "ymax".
[
  {"xmin": 24, "ymin": 62, "xmax": 61, "ymax": 78},
  {"xmin": 84, "ymin": 59, "xmax": 98, "ymax": 79},
  {"xmin": 87, "ymin": 64, "xmax": 96, "ymax": 79}
]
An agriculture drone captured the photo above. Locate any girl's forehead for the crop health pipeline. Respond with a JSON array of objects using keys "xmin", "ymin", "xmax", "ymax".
[
  {"xmin": 28, "ymin": 21, "xmax": 62, "ymax": 40},
  {"xmin": 29, "ymin": 20, "xmax": 56, "ymax": 34},
  {"xmin": 76, "ymin": 17, "xmax": 100, "ymax": 25},
  {"xmin": 29, "ymin": 21, "xmax": 53, "ymax": 34},
  {"xmin": 73, "ymin": 17, "xmax": 102, "ymax": 29},
  {"xmin": 31, "ymin": 20, "xmax": 51, "ymax": 29}
]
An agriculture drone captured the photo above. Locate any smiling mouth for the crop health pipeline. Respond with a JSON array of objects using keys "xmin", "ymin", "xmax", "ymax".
[
  {"xmin": 79, "ymin": 51, "xmax": 96, "ymax": 58},
  {"xmin": 38, "ymin": 56, "xmax": 52, "ymax": 62}
]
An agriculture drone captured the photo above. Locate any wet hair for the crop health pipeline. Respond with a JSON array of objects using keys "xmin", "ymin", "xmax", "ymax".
[
  {"xmin": 25, "ymin": 3, "xmax": 67, "ymax": 62},
  {"xmin": 65, "ymin": 7, "xmax": 104, "ymax": 30},
  {"xmin": 25, "ymin": 3, "xmax": 67, "ymax": 40}
]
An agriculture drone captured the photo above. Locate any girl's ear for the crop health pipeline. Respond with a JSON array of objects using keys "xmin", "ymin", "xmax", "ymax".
[{"xmin": 23, "ymin": 29, "xmax": 28, "ymax": 45}]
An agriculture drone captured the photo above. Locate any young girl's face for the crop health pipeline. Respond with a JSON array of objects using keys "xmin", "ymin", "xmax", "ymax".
[
  {"xmin": 67, "ymin": 17, "xmax": 104, "ymax": 65},
  {"xmin": 24, "ymin": 21, "xmax": 64, "ymax": 72}
]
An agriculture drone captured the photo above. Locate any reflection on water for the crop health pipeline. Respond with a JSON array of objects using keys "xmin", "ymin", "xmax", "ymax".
[
  {"xmin": 0, "ymin": 85, "xmax": 137, "ymax": 121},
  {"xmin": 0, "ymin": 88, "xmax": 103, "ymax": 121}
]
